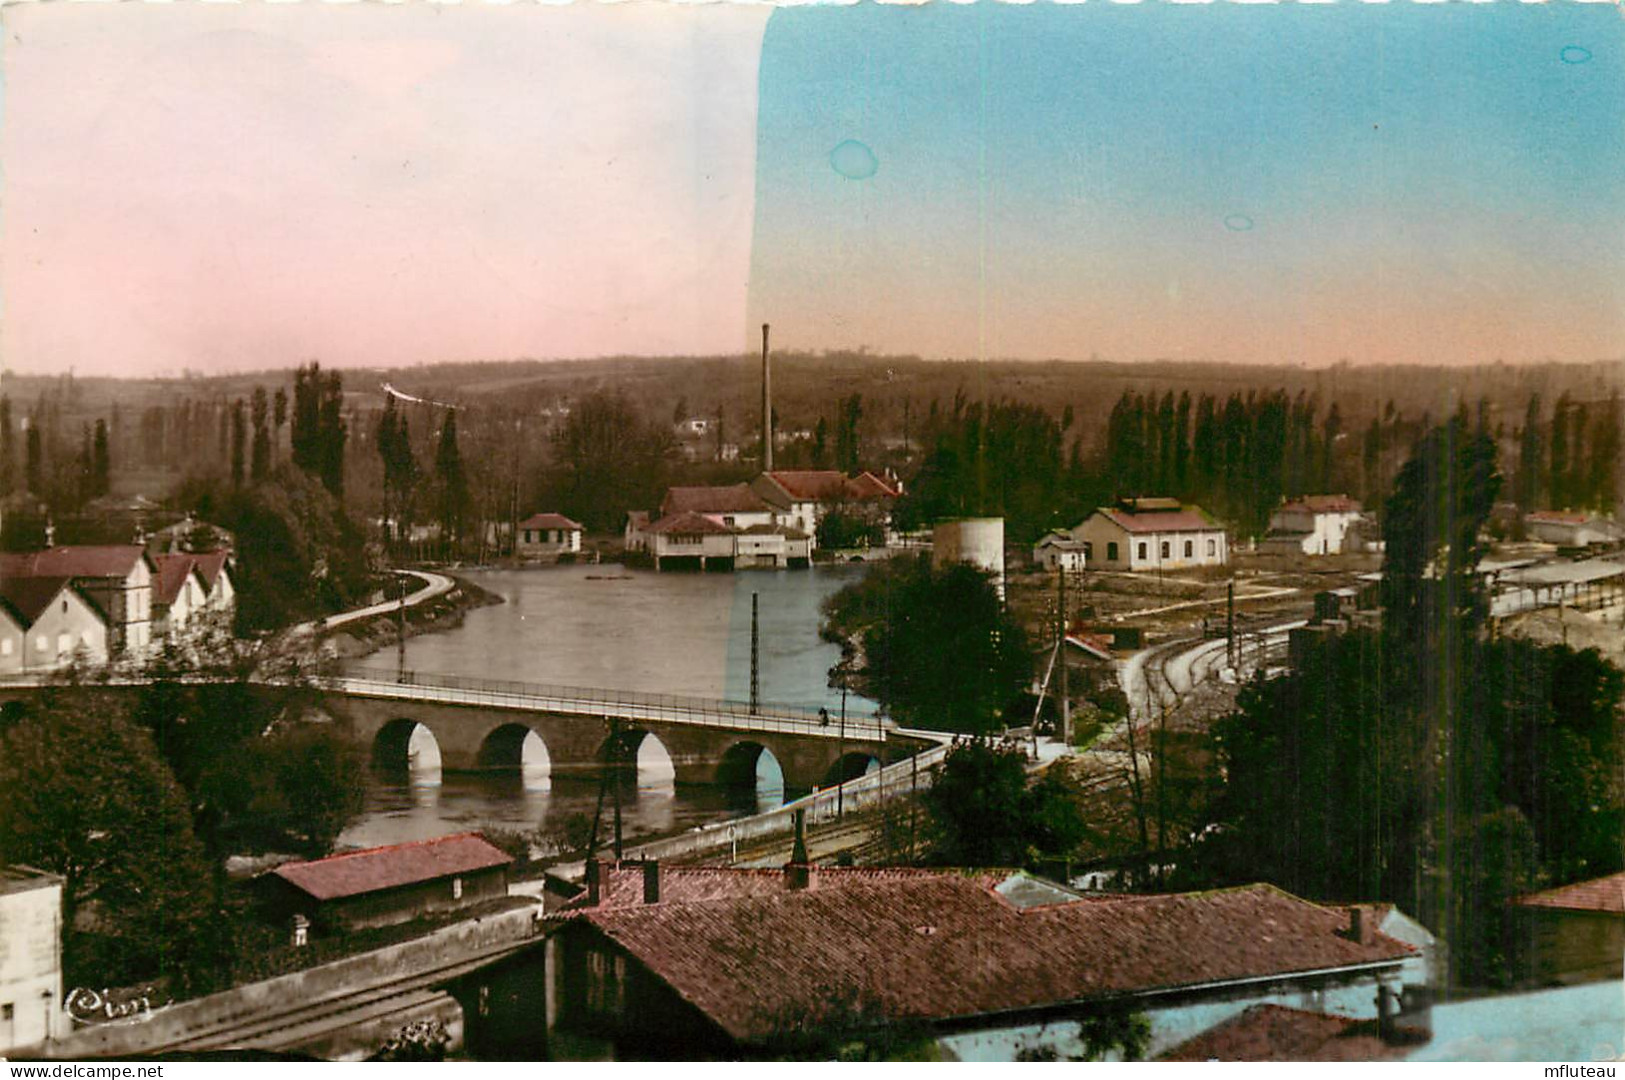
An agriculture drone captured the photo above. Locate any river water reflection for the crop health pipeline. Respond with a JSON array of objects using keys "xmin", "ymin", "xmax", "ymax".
[{"xmin": 339, "ymin": 563, "xmax": 878, "ymax": 850}]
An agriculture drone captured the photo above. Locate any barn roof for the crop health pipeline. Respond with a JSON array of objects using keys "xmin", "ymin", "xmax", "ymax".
[
  {"xmin": 645, "ymin": 511, "xmax": 736, "ymax": 536},
  {"xmin": 568, "ymin": 878, "xmax": 1412, "ymax": 1044},
  {"xmin": 1093, "ymin": 506, "xmax": 1220, "ymax": 535},
  {"xmin": 1512, "ymin": 872, "xmax": 1625, "ymax": 915},
  {"xmin": 1, "ymin": 545, "xmax": 153, "ymax": 580},
  {"xmin": 518, "ymin": 513, "xmax": 584, "ymax": 532},
  {"xmin": 661, "ymin": 485, "xmax": 771, "ymax": 516},
  {"xmin": 270, "ymin": 833, "xmax": 512, "ymax": 901}
]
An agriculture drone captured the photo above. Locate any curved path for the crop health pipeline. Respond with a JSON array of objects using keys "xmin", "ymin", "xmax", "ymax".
[{"xmin": 286, "ymin": 569, "xmax": 455, "ymax": 639}]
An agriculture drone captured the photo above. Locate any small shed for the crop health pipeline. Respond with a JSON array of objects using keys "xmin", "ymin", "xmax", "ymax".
[
  {"xmin": 517, "ymin": 513, "xmax": 584, "ymax": 559},
  {"xmin": 1033, "ymin": 532, "xmax": 1087, "ymax": 572},
  {"xmin": 264, "ymin": 833, "xmax": 513, "ymax": 934}
]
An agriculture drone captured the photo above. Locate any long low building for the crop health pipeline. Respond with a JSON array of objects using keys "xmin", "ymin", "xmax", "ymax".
[{"xmin": 1072, "ymin": 497, "xmax": 1228, "ymax": 572}]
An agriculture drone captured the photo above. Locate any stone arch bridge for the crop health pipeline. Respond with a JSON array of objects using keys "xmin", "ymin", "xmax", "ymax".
[
  {"xmin": 331, "ymin": 670, "xmax": 917, "ymax": 791},
  {"xmin": 0, "ymin": 670, "xmax": 921, "ymax": 793}
]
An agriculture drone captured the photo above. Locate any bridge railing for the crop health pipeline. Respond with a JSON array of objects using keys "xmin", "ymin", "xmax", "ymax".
[{"xmin": 335, "ymin": 666, "xmax": 890, "ymax": 741}]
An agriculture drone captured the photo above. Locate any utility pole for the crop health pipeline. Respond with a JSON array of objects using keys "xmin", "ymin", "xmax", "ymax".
[
  {"xmin": 610, "ymin": 716, "xmax": 624, "ymax": 861},
  {"xmin": 838, "ymin": 680, "xmax": 847, "ymax": 819},
  {"xmin": 750, "ymin": 592, "xmax": 761, "ymax": 713},
  {"xmin": 1058, "ymin": 564, "xmax": 1071, "ymax": 747},
  {"xmin": 1226, "ymin": 578, "xmax": 1236, "ymax": 668},
  {"xmin": 396, "ymin": 574, "xmax": 407, "ymax": 682},
  {"xmin": 760, "ymin": 324, "xmax": 773, "ymax": 472}
]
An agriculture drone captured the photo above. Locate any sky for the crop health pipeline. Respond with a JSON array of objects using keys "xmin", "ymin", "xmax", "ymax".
[{"xmin": 2, "ymin": 2, "xmax": 1622, "ymax": 376}]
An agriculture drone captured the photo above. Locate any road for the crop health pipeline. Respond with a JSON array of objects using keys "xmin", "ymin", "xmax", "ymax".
[{"xmin": 288, "ymin": 568, "xmax": 456, "ymax": 637}]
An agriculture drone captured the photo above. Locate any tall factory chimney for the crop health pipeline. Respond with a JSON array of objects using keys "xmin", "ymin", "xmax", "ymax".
[{"xmin": 760, "ymin": 322, "xmax": 773, "ymax": 472}]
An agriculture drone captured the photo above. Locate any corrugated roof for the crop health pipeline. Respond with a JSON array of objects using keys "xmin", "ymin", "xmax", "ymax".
[
  {"xmin": 662, "ymin": 485, "xmax": 771, "ymax": 516},
  {"xmin": 1512, "ymin": 872, "xmax": 1625, "ymax": 915},
  {"xmin": 572, "ymin": 878, "xmax": 1413, "ymax": 1043},
  {"xmin": 518, "ymin": 513, "xmax": 584, "ymax": 532},
  {"xmin": 1159, "ymin": 1004, "xmax": 1402, "ymax": 1061},
  {"xmin": 270, "ymin": 833, "xmax": 512, "ymax": 901},
  {"xmin": 646, "ymin": 511, "xmax": 736, "ymax": 536}
]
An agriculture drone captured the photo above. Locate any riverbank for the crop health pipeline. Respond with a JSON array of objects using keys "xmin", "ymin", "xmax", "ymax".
[{"xmin": 322, "ymin": 574, "xmax": 506, "ymax": 661}]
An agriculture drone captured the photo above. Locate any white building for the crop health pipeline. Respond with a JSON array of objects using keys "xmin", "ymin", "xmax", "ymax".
[
  {"xmin": 0, "ymin": 546, "xmax": 154, "ymax": 658},
  {"xmin": 0, "ymin": 577, "xmax": 109, "ymax": 674},
  {"xmin": 1072, "ymin": 498, "xmax": 1228, "ymax": 572},
  {"xmin": 0, "ymin": 866, "xmax": 65, "ymax": 1054},
  {"xmin": 751, "ymin": 470, "xmax": 900, "ymax": 544},
  {"xmin": 151, "ymin": 550, "xmax": 236, "ymax": 645},
  {"xmin": 660, "ymin": 485, "xmax": 778, "ymax": 532},
  {"xmin": 1524, "ymin": 511, "xmax": 1622, "ymax": 549},
  {"xmin": 517, "ymin": 513, "xmax": 585, "ymax": 559},
  {"xmin": 1262, "ymin": 495, "xmax": 1366, "ymax": 556},
  {"xmin": 1032, "ymin": 532, "xmax": 1086, "ymax": 572}
]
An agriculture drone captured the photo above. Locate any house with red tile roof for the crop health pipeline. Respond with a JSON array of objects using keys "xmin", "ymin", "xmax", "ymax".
[
  {"xmin": 1510, "ymin": 872, "xmax": 1625, "ymax": 985},
  {"xmin": 751, "ymin": 470, "xmax": 900, "ymax": 546},
  {"xmin": 516, "ymin": 512, "xmax": 584, "ymax": 560},
  {"xmin": 263, "ymin": 833, "xmax": 513, "ymax": 934},
  {"xmin": 0, "ymin": 545, "xmax": 155, "ymax": 658},
  {"xmin": 541, "ymin": 864, "xmax": 1414, "ymax": 1060},
  {"xmin": 1071, "ymin": 498, "xmax": 1228, "ymax": 572},
  {"xmin": 1263, "ymin": 495, "xmax": 1367, "ymax": 556}
]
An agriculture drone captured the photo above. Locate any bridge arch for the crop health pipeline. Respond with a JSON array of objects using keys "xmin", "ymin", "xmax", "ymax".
[
  {"xmin": 599, "ymin": 728, "xmax": 676, "ymax": 789},
  {"xmin": 716, "ymin": 741, "xmax": 786, "ymax": 790},
  {"xmin": 372, "ymin": 717, "xmax": 443, "ymax": 779},
  {"xmin": 477, "ymin": 723, "xmax": 552, "ymax": 786},
  {"xmin": 821, "ymin": 751, "xmax": 881, "ymax": 790}
]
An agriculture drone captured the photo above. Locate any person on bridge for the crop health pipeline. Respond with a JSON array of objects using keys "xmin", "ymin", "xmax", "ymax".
[{"xmin": 819, "ymin": 707, "xmax": 830, "ymax": 727}]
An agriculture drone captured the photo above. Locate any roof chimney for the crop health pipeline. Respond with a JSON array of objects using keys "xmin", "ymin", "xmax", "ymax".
[
  {"xmin": 585, "ymin": 858, "xmax": 603, "ymax": 907},
  {"xmin": 1347, "ymin": 905, "xmax": 1375, "ymax": 945},
  {"xmin": 785, "ymin": 808, "xmax": 814, "ymax": 891},
  {"xmin": 760, "ymin": 323, "xmax": 773, "ymax": 473},
  {"xmin": 642, "ymin": 860, "xmax": 660, "ymax": 905}
]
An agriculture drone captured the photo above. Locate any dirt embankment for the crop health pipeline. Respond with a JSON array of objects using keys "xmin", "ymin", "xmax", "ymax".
[{"xmin": 322, "ymin": 574, "xmax": 504, "ymax": 659}]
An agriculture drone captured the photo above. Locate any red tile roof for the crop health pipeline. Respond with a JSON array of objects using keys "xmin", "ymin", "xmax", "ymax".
[
  {"xmin": 1096, "ymin": 507, "xmax": 1219, "ymax": 535},
  {"xmin": 661, "ymin": 485, "xmax": 771, "ymax": 516},
  {"xmin": 518, "ymin": 513, "xmax": 584, "ymax": 532},
  {"xmin": 270, "ymin": 833, "xmax": 512, "ymax": 901},
  {"xmin": 0, "ymin": 576, "xmax": 92, "ymax": 627},
  {"xmin": 759, "ymin": 470, "xmax": 900, "ymax": 503},
  {"xmin": 189, "ymin": 550, "xmax": 231, "ymax": 591},
  {"xmin": 1159, "ymin": 1004, "xmax": 1401, "ymax": 1061},
  {"xmin": 1280, "ymin": 495, "xmax": 1362, "ymax": 515},
  {"xmin": 561, "ymin": 865, "xmax": 997, "ymax": 912},
  {"xmin": 646, "ymin": 511, "xmax": 737, "ymax": 537},
  {"xmin": 153, "ymin": 555, "xmax": 204, "ymax": 607},
  {"xmin": 1, "ymin": 545, "xmax": 152, "ymax": 580},
  {"xmin": 569, "ymin": 878, "xmax": 1412, "ymax": 1044},
  {"xmin": 1512, "ymin": 872, "xmax": 1625, "ymax": 915}
]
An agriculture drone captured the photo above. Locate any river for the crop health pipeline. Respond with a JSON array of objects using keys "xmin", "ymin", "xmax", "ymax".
[{"xmin": 338, "ymin": 563, "xmax": 878, "ymax": 850}]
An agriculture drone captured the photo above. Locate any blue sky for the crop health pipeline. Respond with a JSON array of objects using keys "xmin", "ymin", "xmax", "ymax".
[{"xmin": 747, "ymin": 2, "xmax": 1625, "ymax": 366}]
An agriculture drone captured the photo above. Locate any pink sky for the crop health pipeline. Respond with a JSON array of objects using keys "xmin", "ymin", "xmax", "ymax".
[{"xmin": 0, "ymin": 4, "xmax": 770, "ymax": 376}]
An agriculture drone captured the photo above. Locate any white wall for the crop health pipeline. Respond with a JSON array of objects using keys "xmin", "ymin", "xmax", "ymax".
[{"xmin": 0, "ymin": 876, "xmax": 64, "ymax": 1053}]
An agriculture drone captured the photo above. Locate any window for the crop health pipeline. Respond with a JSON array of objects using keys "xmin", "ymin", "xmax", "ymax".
[
  {"xmin": 35, "ymin": 635, "xmax": 48, "ymax": 653},
  {"xmin": 1138, "ymin": 543, "xmax": 1147, "ymax": 560},
  {"xmin": 2, "ymin": 1002, "xmax": 12, "ymax": 1021},
  {"xmin": 1160, "ymin": 542, "xmax": 1170, "ymax": 559},
  {"xmin": 1, "ymin": 638, "xmax": 11, "ymax": 657},
  {"xmin": 1207, "ymin": 539, "xmax": 1217, "ymax": 556},
  {"xmin": 57, "ymin": 633, "xmax": 72, "ymax": 655},
  {"xmin": 62, "ymin": 599, "xmax": 68, "ymax": 614},
  {"xmin": 1184, "ymin": 540, "xmax": 1193, "ymax": 558},
  {"xmin": 452, "ymin": 876, "xmax": 464, "ymax": 900},
  {"xmin": 1083, "ymin": 542, "xmax": 1093, "ymax": 560},
  {"xmin": 523, "ymin": 530, "xmax": 533, "ymax": 544},
  {"xmin": 1106, "ymin": 542, "xmax": 1118, "ymax": 562},
  {"xmin": 585, "ymin": 948, "xmax": 627, "ymax": 1017},
  {"xmin": 723, "ymin": 516, "xmax": 735, "ymax": 527}
]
